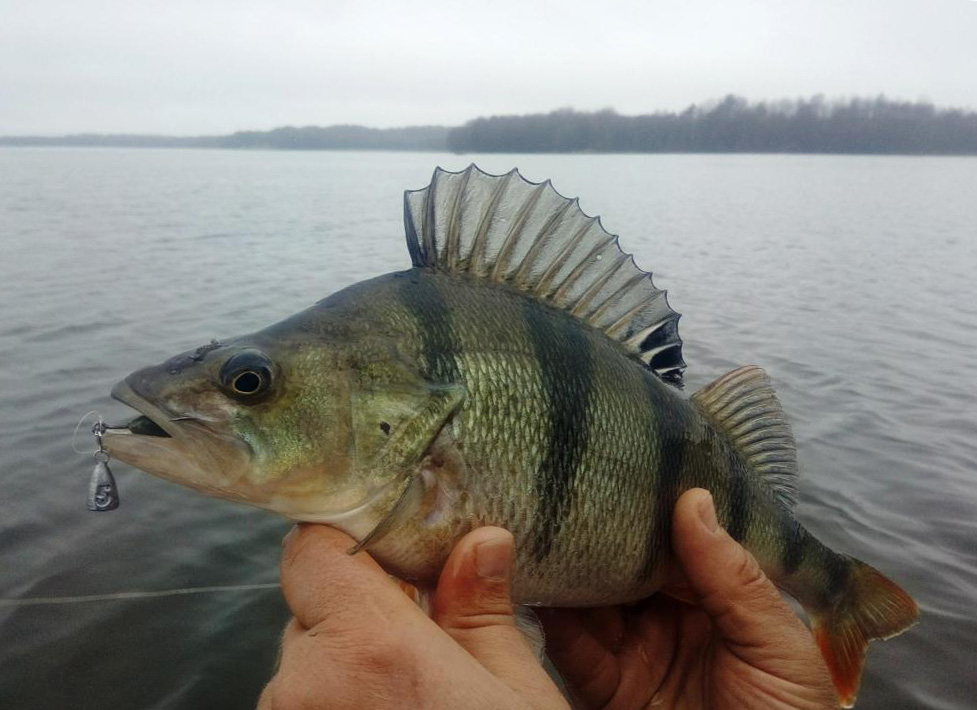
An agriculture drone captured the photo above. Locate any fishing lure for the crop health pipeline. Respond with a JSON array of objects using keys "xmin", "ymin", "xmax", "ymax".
[{"xmin": 87, "ymin": 420, "xmax": 120, "ymax": 511}]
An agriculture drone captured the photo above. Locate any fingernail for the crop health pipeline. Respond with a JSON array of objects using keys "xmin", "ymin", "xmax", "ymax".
[
  {"xmin": 697, "ymin": 493, "xmax": 720, "ymax": 533},
  {"xmin": 475, "ymin": 537, "xmax": 512, "ymax": 580},
  {"xmin": 282, "ymin": 525, "xmax": 298, "ymax": 548}
]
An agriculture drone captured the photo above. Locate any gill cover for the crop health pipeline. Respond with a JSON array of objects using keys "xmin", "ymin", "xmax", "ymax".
[{"xmin": 344, "ymin": 377, "xmax": 465, "ymax": 551}]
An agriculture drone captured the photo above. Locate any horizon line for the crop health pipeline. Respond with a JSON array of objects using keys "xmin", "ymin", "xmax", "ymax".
[{"xmin": 4, "ymin": 93, "xmax": 977, "ymax": 140}]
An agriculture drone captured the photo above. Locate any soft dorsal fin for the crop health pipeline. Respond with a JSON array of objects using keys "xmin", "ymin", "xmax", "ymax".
[
  {"xmin": 403, "ymin": 165, "xmax": 685, "ymax": 386},
  {"xmin": 691, "ymin": 366, "xmax": 799, "ymax": 509}
]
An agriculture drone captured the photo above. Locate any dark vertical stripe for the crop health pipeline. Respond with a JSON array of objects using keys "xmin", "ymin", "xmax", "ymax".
[
  {"xmin": 526, "ymin": 302, "xmax": 593, "ymax": 562},
  {"xmin": 641, "ymin": 376, "xmax": 686, "ymax": 581},
  {"xmin": 726, "ymin": 447, "xmax": 750, "ymax": 542},
  {"xmin": 398, "ymin": 271, "xmax": 461, "ymax": 383},
  {"xmin": 781, "ymin": 517, "xmax": 805, "ymax": 576},
  {"xmin": 823, "ymin": 551, "xmax": 850, "ymax": 604}
]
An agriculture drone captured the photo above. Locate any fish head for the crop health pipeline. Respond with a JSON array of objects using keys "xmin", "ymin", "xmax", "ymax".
[
  {"xmin": 103, "ymin": 312, "xmax": 464, "ymax": 523},
  {"xmin": 103, "ymin": 332, "xmax": 373, "ymax": 517}
]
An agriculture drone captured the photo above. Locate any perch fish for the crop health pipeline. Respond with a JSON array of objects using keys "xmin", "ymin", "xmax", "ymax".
[{"xmin": 103, "ymin": 165, "xmax": 917, "ymax": 707}]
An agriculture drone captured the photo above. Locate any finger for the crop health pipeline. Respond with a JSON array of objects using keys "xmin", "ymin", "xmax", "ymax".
[
  {"xmin": 579, "ymin": 606, "xmax": 626, "ymax": 652},
  {"xmin": 539, "ymin": 608, "xmax": 622, "ymax": 709},
  {"xmin": 671, "ymin": 489, "xmax": 810, "ymax": 652},
  {"xmin": 256, "ymin": 619, "xmax": 305, "ymax": 710},
  {"xmin": 431, "ymin": 527, "xmax": 566, "ymax": 707},
  {"xmin": 256, "ymin": 681, "xmax": 274, "ymax": 710},
  {"xmin": 280, "ymin": 523, "xmax": 419, "ymax": 631}
]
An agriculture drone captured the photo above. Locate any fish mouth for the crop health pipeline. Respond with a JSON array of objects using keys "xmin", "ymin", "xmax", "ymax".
[
  {"xmin": 109, "ymin": 380, "xmax": 180, "ymax": 438},
  {"xmin": 124, "ymin": 414, "xmax": 171, "ymax": 438},
  {"xmin": 103, "ymin": 379, "xmax": 248, "ymax": 495}
]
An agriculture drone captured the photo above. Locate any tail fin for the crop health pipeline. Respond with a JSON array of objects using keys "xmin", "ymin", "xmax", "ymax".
[{"xmin": 810, "ymin": 558, "xmax": 918, "ymax": 707}]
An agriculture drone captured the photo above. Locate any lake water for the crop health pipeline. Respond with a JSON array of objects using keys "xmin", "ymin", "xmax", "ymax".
[{"xmin": 1, "ymin": 148, "xmax": 975, "ymax": 709}]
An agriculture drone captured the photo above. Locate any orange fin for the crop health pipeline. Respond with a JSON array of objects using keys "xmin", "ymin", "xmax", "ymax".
[{"xmin": 810, "ymin": 559, "xmax": 918, "ymax": 707}]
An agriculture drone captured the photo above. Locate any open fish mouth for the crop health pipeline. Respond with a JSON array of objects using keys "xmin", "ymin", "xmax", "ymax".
[
  {"xmin": 124, "ymin": 415, "xmax": 172, "ymax": 438},
  {"xmin": 102, "ymin": 379, "xmax": 252, "ymax": 495},
  {"xmin": 107, "ymin": 380, "xmax": 186, "ymax": 441}
]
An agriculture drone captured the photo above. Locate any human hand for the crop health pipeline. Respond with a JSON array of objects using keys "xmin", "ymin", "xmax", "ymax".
[
  {"xmin": 257, "ymin": 524, "xmax": 569, "ymax": 710},
  {"xmin": 540, "ymin": 488, "xmax": 837, "ymax": 710}
]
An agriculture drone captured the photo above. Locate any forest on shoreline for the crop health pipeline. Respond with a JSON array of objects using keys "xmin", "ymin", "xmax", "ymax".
[{"xmin": 447, "ymin": 96, "xmax": 977, "ymax": 154}]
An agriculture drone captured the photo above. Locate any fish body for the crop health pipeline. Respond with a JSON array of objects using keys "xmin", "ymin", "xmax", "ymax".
[{"xmin": 104, "ymin": 166, "xmax": 916, "ymax": 706}]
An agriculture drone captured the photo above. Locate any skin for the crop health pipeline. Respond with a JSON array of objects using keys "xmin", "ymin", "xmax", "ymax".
[{"xmin": 257, "ymin": 489, "xmax": 836, "ymax": 710}]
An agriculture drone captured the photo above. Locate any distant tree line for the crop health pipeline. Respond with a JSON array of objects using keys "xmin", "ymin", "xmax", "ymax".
[
  {"xmin": 447, "ymin": 96, "xmax": 977, "ymax": 154},
  {"xmin": 4, "ymin": 96, "xmax": 976, "ymax": 154},
  {"xmin": 0, "ymin": 125, "xmax": 450, "ymax": 151},
  {"xmin": 218, "ymin": 125, "xmax": 448, "ymax": 150}
]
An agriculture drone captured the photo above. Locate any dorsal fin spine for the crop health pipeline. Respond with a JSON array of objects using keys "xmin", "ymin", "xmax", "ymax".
[
  {"xmin": 469, "ymin": 171, "xmax": 514, "ymax": 275},
  {"xmin": 640, "ymin": 342, "xmax": 680, "ymax": 366},
  {"xmin": 622, "ymin": 318, "xmax": 669, "ymax": 351},
  {"xmin": 404, "ymin": 165, "xmax": 685, "ymax": 386},
  {"xmin": 571, "ymin": 251, "xmax": 630, "ymax": 317},
  {"xmin": 551, "ymin": 232, "xmax": 616, "ymax": 304},
  {"xmin": 603, "ymin": 282, "xmax": 658, "ymax": 337},
  {"xmin": 587, "ymin": 269, "xmax": 645, "ymax": 326},
  {"xmin": 533, "ymin": 214, "xmax": 594, "ymax": 297},
  {"xmin": 422, "ymin": 176, "xmax": 437, "ymax": 264},
  {"xmin": 443, "ymin": 167, "xmax": 471, "ymax": 268},
  {"xmin": 512, "ymin": 199, "xmax": 575, "ymax": 286},
  {"xmin": 490, "ymin": 181, "xmax": 548, "ymax": 281}
]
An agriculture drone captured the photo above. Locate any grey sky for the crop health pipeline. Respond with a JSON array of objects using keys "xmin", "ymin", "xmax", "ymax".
[{"xmin": 1, "ymin": 0, "xmax": 975, "ymax": 135}]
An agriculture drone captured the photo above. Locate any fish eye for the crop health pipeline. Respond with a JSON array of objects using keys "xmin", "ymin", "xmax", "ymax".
[
  {"xmin": 219, "ymin": 350, "xmax": 274, "ymax": 401},
  {"xmin": 232, "ymin": 371, "xmax": 263, "ymax": 394}
]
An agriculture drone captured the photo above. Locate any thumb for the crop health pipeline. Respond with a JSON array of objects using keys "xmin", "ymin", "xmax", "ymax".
[
  {"xmin": 671, "ymin": 489, "xmax": 810, "ymax": 654},
  {"xmin": 432, "ymin": 527, "xmax": 566, "ymax": 708}
]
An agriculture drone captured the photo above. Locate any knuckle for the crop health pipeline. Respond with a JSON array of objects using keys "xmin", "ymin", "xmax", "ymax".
[
  {"xmin": 326, "ymin": 621, "xmax": 414, "ymax": 674},
  {"xmin": 434, "ymin": 592, "xmax": 515, "ymax": 631},
  {"xmin": 363, "ymin": 630, "xmax": 411, "ymax": 668},
  {"xmin": 272, "ymin": 631, "xmax": 420, "ymax": 710},
  {"xmin": 733, "ymin": 549, "xmax": 765, "ymax": 588},
  {"xmin": 703, "ymin": 550, "xmax": 781, "ymax": 625},
  {"xmin": 432, "ymin": 580, "xmax": 514, "ymax": 629}
]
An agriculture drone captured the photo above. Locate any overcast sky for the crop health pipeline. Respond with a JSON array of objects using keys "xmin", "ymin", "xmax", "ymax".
[{"xmin": 1, "ymin": 0, "xmax": 975, "ymax": 135}]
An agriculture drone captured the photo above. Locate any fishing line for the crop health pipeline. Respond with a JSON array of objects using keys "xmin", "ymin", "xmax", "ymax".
[
  {"xmin": 0, "ymin": 583, "xmax": 280, "ymax": 608},
  {"xmin": 37, "ymin": 415, "xmax": 278, "ymax": 608},
  {"xmin": 71, "ymin": 410, "xmax": 103, "ymax": 454}
]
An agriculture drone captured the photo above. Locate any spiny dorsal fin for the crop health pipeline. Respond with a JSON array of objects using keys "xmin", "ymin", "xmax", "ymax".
[
  {"xmin": 404, "ymin": 164, "xmax": 685, "ymax": 386},
  {"xmin": 691, "ymin": 366, "xmax": 799, "ymax": 509}
]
